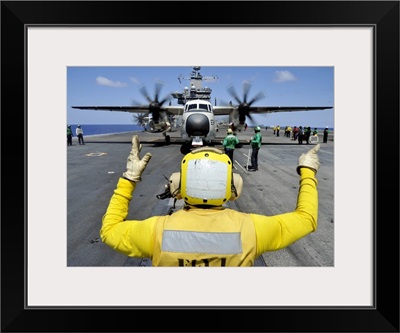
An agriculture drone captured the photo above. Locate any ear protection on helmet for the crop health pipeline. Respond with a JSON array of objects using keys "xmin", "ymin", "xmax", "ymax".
[
  {"xmin": 230, "ymin": 173, "xmax": 243, "ymax": 201},
  {"xmin": 169, "ymin": 172, "xmax": 182, "ymax": 200}
]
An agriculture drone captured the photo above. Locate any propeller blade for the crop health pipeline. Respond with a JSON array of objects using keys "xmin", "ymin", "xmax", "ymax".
[
  {"xmin": 248, "ymin": 91, "xmax": 266, "ymax": 106},
  {"xmin": 136, "ymin": 82, "xmax": 172, "ymax": 109},
  {"xmin": 227, "ymin": 84, "xmax": 242, "ymax": 105},
  {"xmin": 226, "ymin": 81, "xmax": 266, "ymax": 123},
  {"xmin": 139, "ymin": 85, "xmax": 152, "ymax": 103},
  {"xmin": 138, "ymin": 82, "xmax": 172, "ymax": 124},
  {"xmin": 243, "ymin": 81, "xmax": 251, "ymax": 103},
  {"xmin": 154, "ymin": 81, "xmax": 164, "ymax": 103},
  {"xmin": 130, "ymin": 97, "xmax": 142, "ymax": 106},
  {"xmin": 133, "ymin": 112, "xmax": 148, "ymax": 126},
  {"xmin": 159, "ymin": 95, "xmax": 171, "ymax": 106}
]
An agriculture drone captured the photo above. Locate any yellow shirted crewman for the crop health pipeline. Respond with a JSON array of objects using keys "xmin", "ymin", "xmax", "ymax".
[{"xmin": 100, "ymin": 135, "xmax": 320, "ymax": 267}]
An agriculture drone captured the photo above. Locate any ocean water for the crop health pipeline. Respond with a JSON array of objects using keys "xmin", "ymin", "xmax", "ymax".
[
  {"xmin": 68, "ymin": 124, "xmax": 333, "ymax": 137},
  {"xmin": 68, "ymin": 124, "xmax": 143, "ymax": 136}
]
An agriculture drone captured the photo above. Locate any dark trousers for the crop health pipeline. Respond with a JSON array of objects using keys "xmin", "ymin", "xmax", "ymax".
[
  {"xmin": 224, "ymin": 148, "xmax": 234, "ymax": 163},
  {"xmin": 78, "ymin": 134, "xmax": 85, "ymax": 145},
  {"xmin": 251, "ymin": 147, "xmax": 259, "ymax": 169},
  {"xmin": 67, "ymin": 135, "xmax": 72, "ymax": 146}
]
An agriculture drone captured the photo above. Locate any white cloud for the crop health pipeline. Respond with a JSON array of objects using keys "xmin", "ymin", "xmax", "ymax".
[
  {"xmin": 96, "ymin": 76, "xmax": 128, "ymax": 87},
  {"xmin": 273, "ymin": 70, "xmax": 297, "ymax": 83},
  {"xmin": 130, "ymin": 76, "xmax": 140, "ymax": 85}
]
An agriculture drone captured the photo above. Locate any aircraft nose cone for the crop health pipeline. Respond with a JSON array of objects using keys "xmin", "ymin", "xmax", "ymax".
[{"xmin": 186, "ymin": 114, "xmax": 210, "ymax": 136}]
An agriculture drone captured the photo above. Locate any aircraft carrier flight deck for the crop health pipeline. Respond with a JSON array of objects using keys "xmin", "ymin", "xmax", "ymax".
[{"xmin": 67, "ymin": 126, "xmax": 334, "ymax": 267}]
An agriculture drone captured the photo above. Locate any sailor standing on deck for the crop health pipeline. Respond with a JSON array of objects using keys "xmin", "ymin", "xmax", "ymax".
[
  {"xmin": 67, "ymin": 125, "xmax": 73, "ymax": 146},
  {"xmin": 100, "ymin": 135, "xmax": 321, "ymax": 267},
  {"xmin": 76, "ymin": 125, "xmax": 85, "ymax": 145},
  {"xmin": 247, "ymin": 126, "xmax": 262, "ymax": 171},
  {"xmin": 222, "ymin": 128, "xmax": 239, "ymax": 163},
  {"xmin": 323, "ymin": 126, "xmax": 329, "ymax": 143}
]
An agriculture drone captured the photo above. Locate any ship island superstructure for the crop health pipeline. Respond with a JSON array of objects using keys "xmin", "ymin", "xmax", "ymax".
[{"xmin": 171, "ymin": 66, "xmax": 218, "ymax": 105}]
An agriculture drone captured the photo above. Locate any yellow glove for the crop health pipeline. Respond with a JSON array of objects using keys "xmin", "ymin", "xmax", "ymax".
[
  {"xmin": 296, "ymin": 144, "xmax": 320, "ymax": 175},
  {"xmin": 122, "ymin": 135, "xmax": 152, "ymax": 182}
]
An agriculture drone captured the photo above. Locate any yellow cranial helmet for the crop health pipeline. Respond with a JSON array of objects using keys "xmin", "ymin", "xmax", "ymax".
[{"xmin": 177, "ymin": 147, "xmax": 241, "ymax": 207}]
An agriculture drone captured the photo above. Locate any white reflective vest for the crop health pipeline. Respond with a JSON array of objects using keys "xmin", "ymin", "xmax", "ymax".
[{"xmin": 152, "ymin": 208, "xmax": 257, "ymax": 266}]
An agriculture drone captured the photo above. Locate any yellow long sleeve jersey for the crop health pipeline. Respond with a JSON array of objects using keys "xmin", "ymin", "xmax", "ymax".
[{"xmin": 100, "ymin": 168, "xmax": 318, "ymax": 266}]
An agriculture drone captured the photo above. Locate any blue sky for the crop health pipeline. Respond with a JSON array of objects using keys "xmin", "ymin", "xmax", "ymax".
[{"xmin": 67, "ymin": 66, "xmax": 334, "ymax": 128}]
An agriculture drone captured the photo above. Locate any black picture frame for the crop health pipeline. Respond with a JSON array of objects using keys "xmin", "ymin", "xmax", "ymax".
[{"xmin": 2, "ymin": 1, "xmax": 399, "ymax": 332}]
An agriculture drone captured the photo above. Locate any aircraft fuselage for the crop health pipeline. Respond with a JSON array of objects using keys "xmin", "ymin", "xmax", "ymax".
[{"xmin": 180, "ymin": 99, "xmax": 217, "ymax": 144}]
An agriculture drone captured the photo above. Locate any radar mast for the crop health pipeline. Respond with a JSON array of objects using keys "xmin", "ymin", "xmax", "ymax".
[{"xmin": 172, "ymin": 66, "xmax": 218, "ymax": 105}]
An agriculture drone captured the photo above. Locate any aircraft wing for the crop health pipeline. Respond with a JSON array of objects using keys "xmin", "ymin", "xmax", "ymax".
[
  {"xmin": 72, "ymin": 105, "xmax": 152, "ymax": 113},
  {"xmin": 163, "ymin": 106, "xmax": 185, "ymax": 115},
  {"xmin": 212, "ymin": 105, "xmax": 333, "ymax": 115},
  {"xmin": 212, "ymin": 106, "xmax": 235, "ymax": 115},
  {"xmin": 71, "ymin": 105, "xmax": 184, "ymax": 115},
  {"xmin": 248, "ymin": 106, "xmax": 333, "ymax": 112}
]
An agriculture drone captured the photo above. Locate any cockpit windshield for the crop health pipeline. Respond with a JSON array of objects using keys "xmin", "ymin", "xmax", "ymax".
[
  {"xmin": 185, "ymin": 103, "xmax": 211, "ymax": 112},
  {"xmin": 199, "ymin": 104, "xmax": 208, "ymax": 111}
]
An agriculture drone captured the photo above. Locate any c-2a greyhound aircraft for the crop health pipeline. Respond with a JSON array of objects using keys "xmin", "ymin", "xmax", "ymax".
[{"xmin": 72, "ymin": 66, "xmax": 333, "ymax": 155}]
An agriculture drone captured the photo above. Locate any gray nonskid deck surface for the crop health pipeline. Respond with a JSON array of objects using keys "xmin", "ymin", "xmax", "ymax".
[{"xmin": 67, "ymin": 127, "xmax": 334, "ymax": 267}]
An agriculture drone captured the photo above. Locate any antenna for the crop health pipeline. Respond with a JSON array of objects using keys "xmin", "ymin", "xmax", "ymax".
[{"xmin": 178, "ymin": 66, "xmax": 218, "ymax": 83}]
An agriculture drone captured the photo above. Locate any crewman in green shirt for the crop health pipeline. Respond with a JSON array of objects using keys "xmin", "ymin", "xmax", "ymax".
[
  {"xmin": 222, "ymin": 128, "xmax": 239, "ymax": 163},
  {"xmin": 248, "ymin": 126, "xmax": 262, "ymax": 171}
]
